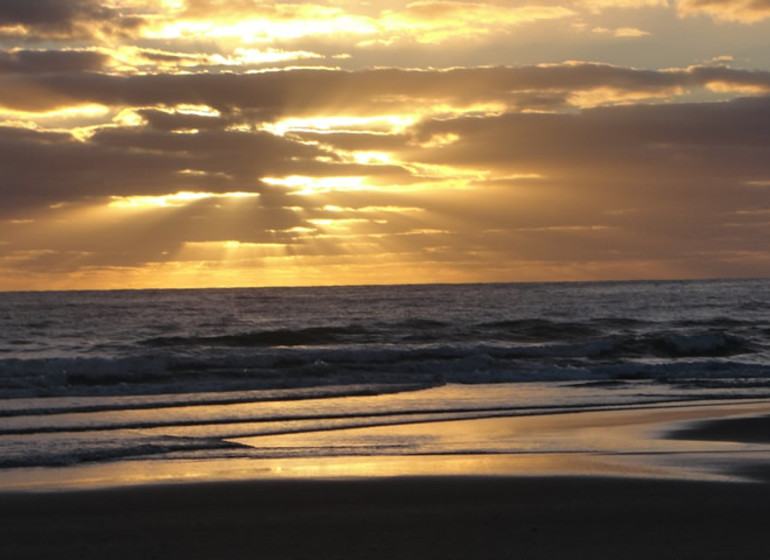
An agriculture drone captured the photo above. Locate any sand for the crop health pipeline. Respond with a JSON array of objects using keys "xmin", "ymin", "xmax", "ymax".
[
  {"xmin": 3, "ymin": 476, "xmax": 770, "ymax": 559},
  {"xmin": 2, "ymin": 400, "xmax": 770, "ymax": 559}
]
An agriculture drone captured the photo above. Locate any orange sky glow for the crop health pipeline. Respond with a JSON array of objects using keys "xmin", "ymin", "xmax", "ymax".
[{"xmin": 1, "ymin": 0, "xmax": 769, "ymax": 290}]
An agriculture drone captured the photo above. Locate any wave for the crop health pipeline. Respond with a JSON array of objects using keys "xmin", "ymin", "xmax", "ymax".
[
  {"xmin": 0, "ymin": 403, "xmax": 539, "ymax": 437},
  {"xmin": 133, "ymin": 318, "xmax": 765, "ymax": 351},
  {"xmin": 2, "ymin": 282, "xmax": 767, "ymax": 400},
  {"xmin": 142, "ymin": 325, "xmax": 373, "ymax": 348},
  {"xmin": 6, "ymin": 392, "xmax": 770, "ymax": 469},
  {"xmin": 0, "ymin": 383, "xmax": 432, "ymax": 418},
  {"xmin": 0, "ymin": 435, "xmax": 243, "ymax": 468},
  {"xmin": 476, "ymin": 318, "xmax": 607, "ymax": 341},
  {"xmin": 610, "ymin": 331, "xmax": 754, "ymax": 358},
  {"xmin": 0, "ymin": 329, "xmax": 766, "ymax": 399}
]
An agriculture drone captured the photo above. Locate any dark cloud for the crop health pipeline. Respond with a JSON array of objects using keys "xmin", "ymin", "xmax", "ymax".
[
  {"xmin": 0, "ymin": 49, "xmax": 109, "ymax": 74},
  {"xmin": 0, "ymin": 120, "xmax": 411, "ymax": 216},
  {"xmin": 2, "ymin": 83, "xmax": 769, "ymax": 220},
  {"xmin": 396, "ymin": 95, "xmax": 770, "ymax": 267},
  {"xmin": 0, "ymin": 0, "xmax": 103, "ymax": 27},
  {"xmin": 0, "ymin": 0, "xmax": 144, "ymax": 40},
  {"xmin": 0, "ymin": 125, "xmax": 190, "ymax": 211},
  {"xmin": 2, "ymin": 63, "xmax": 769, "ymax": 114},
  {"xmin": 410, "ymin": 95, "xmax": 770, "ymax": 181}
]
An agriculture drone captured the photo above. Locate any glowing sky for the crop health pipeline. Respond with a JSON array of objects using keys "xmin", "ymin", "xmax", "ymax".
[{"xmin": 1, "ymin": 0, "xmax": 769, "ymax": 290}]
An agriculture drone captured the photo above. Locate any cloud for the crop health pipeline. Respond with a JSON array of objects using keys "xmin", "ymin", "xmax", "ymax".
[
  {"xmin": 3, "ymin": 88, "xmax": 769, "ymax": 281},
  {"xmin": 401, "ymin": 96, "xmax": 770, "ymax": 263},
  {"xmin": 0, "ymin": 100, "xmax": 416, "ymax": 216},
  {"xmin": 2, "ymin": 63, "xmax": 770, "ymax": 116},
  {"xmin": 571, "ymin": 0, "xmax": 770, "ymax": 23},
  {"xmin": 0, "ymin": 123, "xmax": 323, "ymax": 212},
  {"xmin": 0, "ymin": 0, "xmax": 146, "ymax": 40},
  {"xmin": 676, "ymin": 0, "xmax": 770, "ymax": 23},
  {"xmin": 1, "ymin": 62, "xmax": 769, "ymax": 220},
  {"xmin": 0, "ymin": 48, "xmax": 109, "ymax": 74},
  {"xmin": 0, "ymin": 0, "xmax": 768, "ymax": 287},
  {"xmin": 410, "ymin": 95, "xmax": 770, "ymax": 180},
  {"xmin": 575, "ymin": 0, "xmax": 668, "ymax": 9},
  {"xmin": 592, "ymin": 26, "xmax": 650, "ymax": 37},
  {"xmin": 375, "ymin": 1, "xmax": 576, "ymax": 44}
]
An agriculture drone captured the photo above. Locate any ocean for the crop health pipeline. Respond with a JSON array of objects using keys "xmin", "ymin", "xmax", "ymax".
[{"xmin": 1, "ymin": 279, "xmax": 769, "ymax": 487}]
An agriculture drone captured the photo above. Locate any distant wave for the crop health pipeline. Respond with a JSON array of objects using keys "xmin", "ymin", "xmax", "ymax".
[
  {"xmin": 142, "ymin": 325, "xmax": 373, "ymax": 348},
  {"xmin": 476, "ymin": 318, "xmax": 607, "ymax": 341},
  {"xmin": 134, "ymin": 318, "xmax": 764, "ymax": 351}
]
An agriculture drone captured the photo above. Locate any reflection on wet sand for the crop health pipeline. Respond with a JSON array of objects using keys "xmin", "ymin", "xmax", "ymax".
[{"xmin": 3, "ymin": 399, "xmax": 770, "ymax": 491}]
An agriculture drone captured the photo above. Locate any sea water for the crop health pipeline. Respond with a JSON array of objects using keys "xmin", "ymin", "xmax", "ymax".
[{"xmin": 0, "ymin": 279, "xmax": 768, "ymax": 480}]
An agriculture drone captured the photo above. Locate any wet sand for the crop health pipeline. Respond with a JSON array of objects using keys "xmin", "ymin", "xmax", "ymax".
[
  {"xmin": 2, "ymin": 401, "xmax": 770, "ymax": 559},
  {"xmin": 2, "ymin": 475, "xmax": 770, "ymax": 559}
]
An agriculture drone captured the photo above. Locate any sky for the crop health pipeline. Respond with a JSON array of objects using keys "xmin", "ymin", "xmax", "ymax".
[{"xmin": 1, "ymin": 0, "xmax": 769, "ymax": 290}]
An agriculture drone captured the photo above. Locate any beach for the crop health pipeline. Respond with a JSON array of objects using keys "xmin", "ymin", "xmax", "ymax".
[
  {"xmin": 3, "ymin": 476, "xmax": 770, "ymax": 560},
  {"xmin": 2, "ymin": 400, "xmax": 770, "ymax": 559},
  {"xmin": 1, "ymin": 281, "xmax": 769, "ymax": 558}
]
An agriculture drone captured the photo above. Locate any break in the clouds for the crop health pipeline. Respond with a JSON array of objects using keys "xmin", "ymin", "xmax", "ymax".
[{"xmin": 0, "ymin": 1, "xmax": 768, "ymax": 290}]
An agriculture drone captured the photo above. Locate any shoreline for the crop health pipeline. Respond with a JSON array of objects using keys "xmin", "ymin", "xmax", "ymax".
[
  {"xmin": 3, "ymin": 398, "xmax": 770, "ymax": 492},
  {"xmin": 2, "ymin": 399, "xmax": 770, "ymax": 558}
]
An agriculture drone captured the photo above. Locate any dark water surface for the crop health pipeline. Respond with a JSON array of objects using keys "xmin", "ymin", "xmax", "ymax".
[{"xmin": 0, "ymin": 279, "xmax": 768, "ymax": 471}]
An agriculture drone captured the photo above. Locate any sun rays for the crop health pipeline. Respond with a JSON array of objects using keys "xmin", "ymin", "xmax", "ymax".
[{"xmin": 1, "ymin": 1, "xmax": 769, "ymax": 289}]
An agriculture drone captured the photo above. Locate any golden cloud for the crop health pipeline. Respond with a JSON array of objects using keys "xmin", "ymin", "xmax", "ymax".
[{"xmin": 676, "ymin": 0, "xmax": 770, "ymax": 23}]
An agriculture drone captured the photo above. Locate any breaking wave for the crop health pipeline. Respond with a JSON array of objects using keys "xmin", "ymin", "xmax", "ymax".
[{"xmin": 0, "ymin": 326, "xmax": 765, "ymax": 398}]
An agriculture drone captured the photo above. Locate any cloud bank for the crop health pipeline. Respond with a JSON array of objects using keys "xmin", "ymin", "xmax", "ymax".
[{"xmin": 0, "ymin": 1, "xmax": 768, "ymax": 289}]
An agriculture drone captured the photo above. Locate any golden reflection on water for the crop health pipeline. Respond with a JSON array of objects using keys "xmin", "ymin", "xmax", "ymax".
[
  {"xmin": 230, "ymin": 401, "xmax": 770, "ymax": 458},
  {"xmin": 2, "ymin": 400, "xmax": 770, "ymax": 493},
  {"xmin": 5, "ymin": 401, "xmax": 770, "ymax": 492},
  {"xmin": 0, "ymin": 452, "xmax": 689, "ymax": 493}
]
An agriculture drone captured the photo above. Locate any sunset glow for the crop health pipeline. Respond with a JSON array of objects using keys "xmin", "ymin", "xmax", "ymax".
[{"xmin": 1, "ymin": 0, "xmax": 769, "ymax": 290}]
